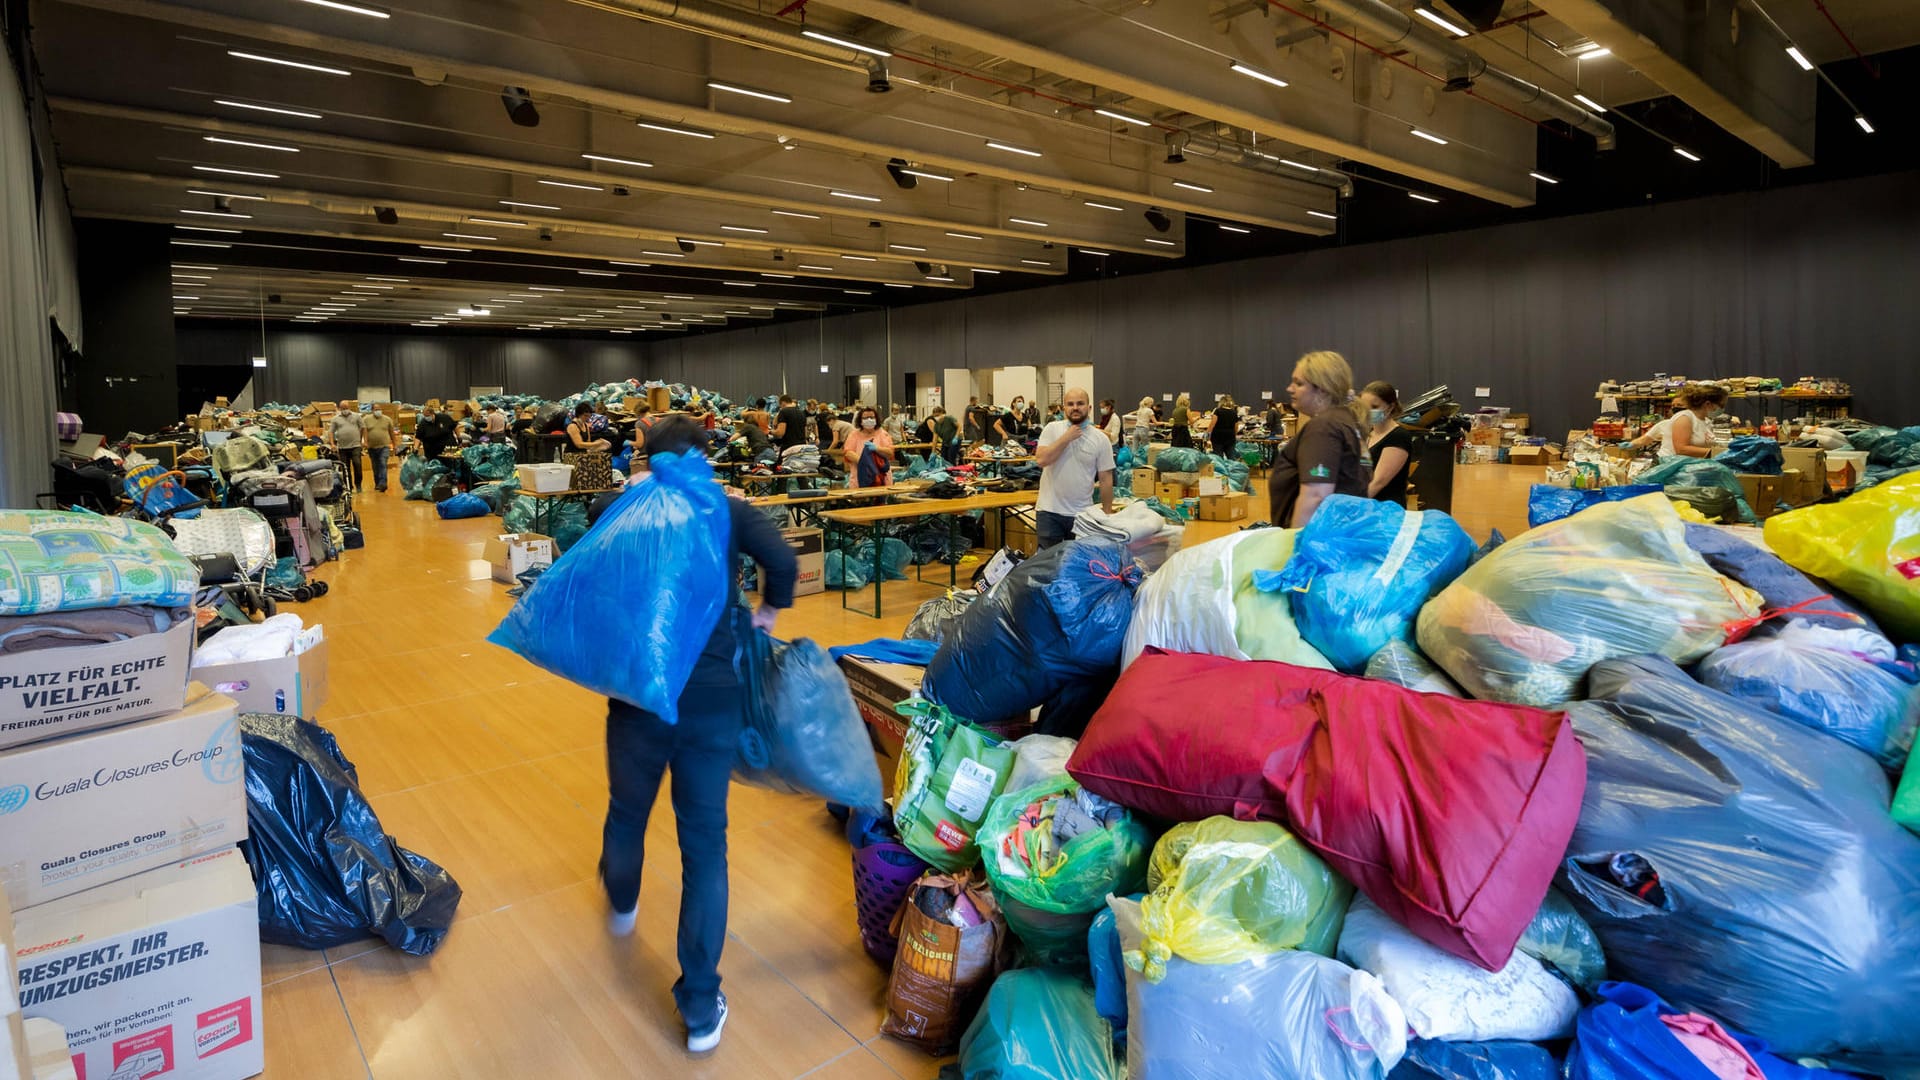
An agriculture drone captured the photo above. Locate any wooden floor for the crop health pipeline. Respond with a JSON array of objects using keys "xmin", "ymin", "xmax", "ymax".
[{"xmin": 258, "ymin": 460, "xmax": 1538, "ymax": 1079}]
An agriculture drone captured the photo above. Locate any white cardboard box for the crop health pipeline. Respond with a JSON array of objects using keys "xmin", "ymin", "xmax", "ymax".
[
  {"xmin": 515, "ymin": 463, "xmax": 573, "ymax": 494},
  {"xmin": 12, "ymin": 848, "xmax": 263, "ymax": 1080},
  {"xmin": 193, "ymin": 640, "xmax": 329, "ymax": 720},
  {"xmin": 0, "ymin": 617, "xmax": 195, "ymax": 751},
  {"xmin": 482, "ymin": 533, "xmax": 556, "ymax": 585},
  {"xmin": 2, "ymin": 891, "xmax": 28, "ymax": 1080},
  {"xmin": 0, "ymin": 689, "xmax": 246, "ymax": 913},
  {"xmin": 24, "ymin": 1020, "xmax": 76, "ymax": 1080},
  {"xmin": 774, "ymin": 528, "xmax": 824, "ymax": 598}
]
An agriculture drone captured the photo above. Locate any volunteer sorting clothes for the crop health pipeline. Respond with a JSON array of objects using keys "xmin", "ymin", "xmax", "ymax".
[
  {"xmin": 1269, "ymin": 350, "xmax": 1369, "ymax": 526},
  {"xmin": 415, "ymin": 402, "xmax": 455, "ymax": 461},
  {"xmin": 842, "ymin": 406, "xmax": 894, "ymax": 488},
  {"xmin": 773, "ymin": 394, "xmax": 809, "ymax": 450},
  {"xmin": 1033, "ymin": 386, "xmax": 1116, "ymax": 548},
  {"xmin": 1168, "ymin": 393, "xmax": 1195, "ymax": 448},
  {"xmin": 1360, "ymin": 381, "xmax": 1413, "ymax": 506},
  {"xmin": 1207, "ymin": 395, "xmax": 1239, "ymax": 457}
]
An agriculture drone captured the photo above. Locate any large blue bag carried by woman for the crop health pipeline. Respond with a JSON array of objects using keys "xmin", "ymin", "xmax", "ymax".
[{"xmin": 487, "ymin": 450, "xmax": 730, "ymax": 723}]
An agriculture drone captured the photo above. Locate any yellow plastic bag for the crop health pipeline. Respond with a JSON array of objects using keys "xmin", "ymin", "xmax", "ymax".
[
  {"xmin": 1764, "ymin": 472, "xmax": 1920, "ymax": 642},
  {"xmin": 1125, "ymin": 818, "xmax": 1352, "ymax": 982}
]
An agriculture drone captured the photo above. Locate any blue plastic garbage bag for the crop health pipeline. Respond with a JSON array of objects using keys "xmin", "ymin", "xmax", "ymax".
[
  {"xmin": 1714, "ymin": 436, "xmax": 1784, "ymax": 475},
  {"xmin": 548, "ymin": 500, "xmax": 590, "ymax": 553},
  {"xmin": 1265, "ymin": 495, "xmax": 1474, "ymax": 673},
  {"xmin": 1563, "ymin": 656, "xmax": 1920, "ymax": 1070},
  {"xmin": 435, "ymin": 492, "xmax": 489, "ymax": 519},
  {"xmin": 737, "ymin": 631, "xmax": 883, "ymax": 810},
  {"xmin": 1568, "ymin": 982, "xmax": 1857, "ymax": 1080},
  {"xmin": 925, "ymin": 540, "xmax": 1141, "ymax": 736},
  {"xmin": 828, "ymin": 638, "xmax": 941, "ymax": 665},
  {"xmin": 824, "ymin": 549, "xmax": 870, "ymax": 590},
  {"xmin": 1206, "ymin": 454, "xmax": 1251, "ymax": 493},
  {"xmin": 1681, "ymin": 523, "xmax": 1882, "ymax": 636},
  {"xmin": 1865, "ymin": 425, "xmax": 1920, "ymax": 468},
  {"xmin": 461, "ymin": 443, "xmax": 516, "ymax": 481},
  {"xmin": 1693, "ymin": 624, "xmax": 1918, "ymax": 768},
  {"xmin": 958, "ymin": 968, "xmax": 1120, "ymax": 1080},
  {"xmin": 611, "ymin": 445, "xmax": 633, "ymax": 474},
  {"xmin": 1527, "ymin": 484, "xmax": 1663, "ymax": 528},
  {"xmin": 1634, "ymin": 458, "xmax": 1758, "ymax": 522},
  {"xmin": 1086, "ymin": 901, "xmax": 1135, "ymax": 1042},
  {"xmin": 1390, "ymin": 1039, "xmax": 1559, "ymax": 1080},
  {"xmin": 487, "ymin": 450, "xmax": 730, "ymax": 724}
]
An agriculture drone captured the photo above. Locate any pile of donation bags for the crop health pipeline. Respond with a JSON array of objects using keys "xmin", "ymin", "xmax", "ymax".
[{"xmin": 841, "ymin": 489, "xmax": 1920, "ymax": 1079}]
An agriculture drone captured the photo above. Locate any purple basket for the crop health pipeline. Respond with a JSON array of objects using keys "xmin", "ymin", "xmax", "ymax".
[{"xmin": 852, "ymin": 842, "xmax": 928, "ymax": 968}]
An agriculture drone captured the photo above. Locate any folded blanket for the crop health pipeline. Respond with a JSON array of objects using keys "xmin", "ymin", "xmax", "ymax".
[
  {"xmin": 1075, "ymin": 502, "xmax": 1168, "ymax": 546},
  {"xmin": 0, "ymin": 511, "xmax": 202, "ymax": 616},
  {"xmin": 0, "ymin": 605, "xmax": 190, "ymax": 654}
]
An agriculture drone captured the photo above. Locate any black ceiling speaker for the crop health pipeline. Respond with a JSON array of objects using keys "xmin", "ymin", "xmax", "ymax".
[
  {"xmin": 1443, "ymin": 0, "xmax": 1505, "ymax": 31},
  {"xmin": 676, "ymin": 239, "xmax": 696, "ymax": 253},
  {"xmin": 373, "ymin": 206, "xmax": 398, "ymax": 225},
  {"xmin": 501, "ymin": 86, "xmax": 540, "ymax": 127},
  {"xmin": 1144, "ymin": 207, "xmax": 1172, "ymax": 233},
  {"xmin": 886, "ymin": 158, "xmax": 918, "ymax": 190}
]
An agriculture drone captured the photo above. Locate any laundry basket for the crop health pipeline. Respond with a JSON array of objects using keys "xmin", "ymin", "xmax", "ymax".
[{"xmin": 852, "ymin": 841, "xmax": 928, "ymax": 967}]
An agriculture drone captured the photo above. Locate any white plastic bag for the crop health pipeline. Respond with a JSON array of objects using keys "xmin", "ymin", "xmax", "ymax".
[
  {"xmin": 1121, "ymin": 531, "xmax": 1331, "ymax": 671},
  {"xmin": 1005, "ymin": 734, "xmax": 1078, "ymax": 793},
  {"xmin": 1336, "ymin": 896, "xmax": 1578, "ymax": 1043}
]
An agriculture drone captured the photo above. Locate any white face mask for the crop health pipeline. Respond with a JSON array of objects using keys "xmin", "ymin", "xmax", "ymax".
[{"xmin": 861, "ymin": 418, "xmax": 877, "ymax": 430}]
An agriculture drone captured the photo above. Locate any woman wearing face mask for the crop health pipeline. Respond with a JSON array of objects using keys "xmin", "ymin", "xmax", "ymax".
[
  {"xmin": 1659, "ymin": 385, "xmax": 1726, "ymax": 460},
  {"xmin": 1099, "ymin": 399, "xmax": 1122, "ymax": 445},
  {"xmin": 1359, "ymin": 382, "xmax": 1413, "ymax": 506},
  {"xmin": 843, "ymin": 405, "xmax": 896, "ymax": 488},
  {"xmin": 1270, "ymin": 351, "xmax": 1369, "ymax": 527},
  {"xmin": 1006, "ymin": 397, "xmax": 1030, "ymax": 439}
]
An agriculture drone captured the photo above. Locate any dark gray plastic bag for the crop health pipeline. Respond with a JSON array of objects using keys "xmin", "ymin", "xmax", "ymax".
[{"xmin": 737, "ymin": 630, "xmax": 884, "ymax": 811}]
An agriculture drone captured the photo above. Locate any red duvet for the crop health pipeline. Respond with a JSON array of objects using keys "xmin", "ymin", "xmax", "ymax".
[{"xmin": 1066, "ymin": 649, "xmax": 1585, "ymax": 971}]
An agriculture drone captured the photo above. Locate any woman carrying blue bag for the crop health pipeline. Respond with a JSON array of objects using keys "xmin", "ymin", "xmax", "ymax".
[{"xmin": 488, "ymin": 416, "xmax": 796, "ymax": 1056}]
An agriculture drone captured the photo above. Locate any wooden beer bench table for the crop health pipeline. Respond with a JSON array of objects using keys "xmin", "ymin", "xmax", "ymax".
[{"xmin": 820, "ymin": 490, "xmax": 1038, "ymax": 618}]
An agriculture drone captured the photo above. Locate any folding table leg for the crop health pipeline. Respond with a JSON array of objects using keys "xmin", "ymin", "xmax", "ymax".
[{"xmin": 870, "ymin": 523, "xmax": 884, "ymax": 618}]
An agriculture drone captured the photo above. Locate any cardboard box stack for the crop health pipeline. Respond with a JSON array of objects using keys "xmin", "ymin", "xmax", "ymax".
[{"xmin": 1, "ymin": 582, "xmax": 264, "ymax": 1078}]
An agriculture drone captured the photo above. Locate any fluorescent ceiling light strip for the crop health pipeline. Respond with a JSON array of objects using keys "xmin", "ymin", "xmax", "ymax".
[
  {"xmin": 1413, "ymin": 7, "xmax": 1469, "ymax": 37},
  {"xmin": 1409, "ymin": 191, "xmax": 1441, "ymax": 203},
  {"xmin": 581, "ymin": 153, "xmax": 652, "ymax": 168},
  {"xmin": 365, "ymin": 275, "xmax": 408, "ymax": 281},
  {"xmin": 1229, "ymin": 63, "xmax": 1289, "ymax": 88},
  {"xmin": 1084, "ymin": 202, "xmax": 1125, "ymax": 213},
  {"xmin": 1855, "ymin": 115, "xmax": 1876, "ymax": 134},
  {"xmin": 925, "ymin": 276, "xmax": 955, "ymax": 283},
  {"xmin": 985, "ymin": 140, "xmax": 1042, "ymax": 158},
  {"xmin": 721, "ymin": 225, "xmax": 769, "ymax": 234},
  {"xmin": 1573, "ymin": 93, "xmax": 1606, "ymax": 113},
  {"xmin": 226, "ymin": 50, "xmax": 350, "ymax": 76},
  {"xmin": 1094, "ymin": 108, "xmax": 1150, "ymax": 126},
  {"xmin": 1008, "ymin": 217, "xmax": 1048, "ymax": 228},
  {"xmin": 762, "ymin": 273, "xmax": 793, "ymax": 278},
  {"xmin": 772, "ymin": 210, "xmax": 820, "ymax": 219},
  {"xmin": 797, "ymin": 264, "xmax": 833, "ymax": 271},
  {"xmin": 609, "ymin": 260, "xmax": 652, "ymax": 267},
  {"xmin": 706, "ymin": 80, "xmax": 791, "ymax": 103},
  {"xmin": 1020, "ymin": 259, "xmax": 1050, "ymax": 266},
  {"xmin": 527, "ymin": 286, "xmax": 565, "ymax": 292},
  {"xmin": 637, "ymin": 121, "xmax": 715, "ymax": 139},
  {"xmin": 799, "ymin": 29, "xmax": 891, "ymax": 57},
  {"xmin": 665, "ymin": 294, "xmax": 696, "ymax": 299},
  {"xmin": 442, "ymin": 233, "xmax": 494, "ymax": 241},
  {"xmin": 1529, "ymin": 171, "xmax": 1559, "ymax": 184},
  {"xmin": 1410, "ymin": 128, "xmax": 1449, "ymax": 145},
  {"xmin": 830, "ymin": 190, "xmax": 881, "ymax": 202},
  {"xmin": 172, "ymin": 295, "xmax": 199, "ymax": 300},
  {"xmin": 971, "ymin": 268, "xmax": 1000, "ymax": 274},
  {"xmin": 174, "ymin": 264, "xmax": 218, "ymax": 270},
  {"xmin": 180, "ymin": 209, "xmax": 251, "ymax": 219},
  {"xmin": 538, "ymin": 179, "xmax": 603, "ymax": 190},
  {"xmin": 1785, "ymin": 46, "xmax": 1813, "ymax": 71},
  {"xmin": 640, "ymin": 250, "xmax": 685, "ymax": 258},
  {"xmin": 294, "ymin": 0, "xmax": 389, "ymax": 17},
  {"xmin": 900, "ymin": 168, "xmax": 954, "ymax": 183},
  {"xmin": 845, "ymin": 289, "xmax": 873, "ymax": 295},
  {"xmin": 1143, "ymin": 237, "xmax": 1176, "ymax": 246},
  {"xmin": 1078, "ymin": 249, "xmax": 1111, "ymax": 256},
  {"xmin": 945, "ymin": 231, "xmax": 984, "ymax": 240},
  {"xmin": 1307, "ymin": 209, "xmax": 1337, "ymax": 220},
  {"xmin": 680, "ymin": 238, "xmax": 723, "ymax": 247},
  {"xmin": 1673, "ymin": 146, "xmax": 1701, "ymax": 162},
  {"xmin": 204, "ymin": 136, "xmax": 298, "ymax": 153},
  {"xmin": 578, "ymin": 269, "xmax": 618, "ymax": 277},
  {"xmin": 888, "ymin": 244, "xmax": 927, "ymax": 252},
  {"xmin": 397, "ymin": 256, "xmax": 446, "ymax": 263},
  {"xmin": 419, "ymin": 244, "xmax": 470, "ymax": 252},
  {"xmin": 726, "ymin": 281, "xmax": 758, "ymax": 287},
  {"xmin": 1172, "ymin": 180, "xmax": 1213, "ymax": 192},
  {"xmin": 841, "ymin": 254, "xmax": 877, "ymax": 261},
  {"xmin": 1218, "ymin": 223, "xmax": 1252, "ymax": 233},
  {"xmin": 176, "ymin": 225, "xmax": 240, "ymax": 233},
  {"xmin": 187, "ymin": 189, "xmax": 264, "ymax": 201},
  {"xmin": 501, "ymin": 200, "xmax": 561, "ymax": 210},
  {"xmin": 466, "ymin": 217, "xmax": 527, "ymax": 228},
  {"xmin": 214, "ymin": 99, "xmax": 322, "ymax": 119},
  {"xmin": 883, "ymin": 283, "xmax": 913, "ymax": 289},
  {"xmin": 193, "ymin": 165, "xmax": 279, "ymax": 179}
]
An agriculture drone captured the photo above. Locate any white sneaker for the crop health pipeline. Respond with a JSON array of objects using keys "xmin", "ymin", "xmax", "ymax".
[
  {"xmin": 607, "ymin": 906, "xmax": 637, "ymax": 938},
  {"xmin": 686, "ymin": 995, "xmax": 728, "ymax": 1054}
]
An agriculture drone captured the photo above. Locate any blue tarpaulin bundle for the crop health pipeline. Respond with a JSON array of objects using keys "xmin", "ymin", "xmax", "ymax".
[
  {"xmin": 1528, "ymin": 484, "xmax": 1664, "ymax": 528},
  {"xmin": 1713, "ymin": 436, "xmax": 1784, "ymax": 475}
]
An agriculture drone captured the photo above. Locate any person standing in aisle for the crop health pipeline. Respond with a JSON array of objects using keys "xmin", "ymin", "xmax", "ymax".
[
  {"xmin": 1033, "ymin": 387, "xmax": 1116, "ymax": 549},
  {"xmin": 1129, "ymin": 397, "xmax": 1156, "ymax": 460},
  {"xmin": 1168, "ymin": 394, "xmax": 1194, "ymax": 448},
  {"xmin": 1359, "ymin": 382, "xmax": 1414, "ymax": 506},
  {"xmin": 1098, "ymin": 399, "xmax": 1122, "ymax": 446},
  {"xmin": 883, "ymin": 403, "xmax": 908, "ymax": 442},
  {"xmin": 933, "ymin": 406, "xmax": 960, "ymax": 463},
  {"xmin": 327, "ymin": 402, "xmax": 365, "ymax": 490},
  {"xmin": 843, "ymin": 406, "xmax": 895, "ymax": 488},
  {"xmin": 1022, "ymin": 398, "xmax": 1041, "ymax": 433},
  {"xmin": 361, "ymin": 408, "xmax": 395, "ymax": 493},
  {"xmin": 964, "ymin": 396, "xmax": 985, "ymax": 444},
  {"xmin": 1269, "ymin": 351, "xmax": 1368, "ymax": 527},
  {"xmin": 815, "ymin": 401, "xmax": 837, "ymax": 450},
  {"xmin": 1656, "ymin": 386, "xmax": 1725, "ymax": 460},
  {"xmin": 772, "ymin": 395, "xmax": 808, "ymax": 451},
  {"xmin": 415, "ymin": 402, "xmax": 454, "ymax": 462},
  {"xmin": 593, "ymin": 415, "xmax": 795, "ymax": 1057},
  {"xmin": 1207, "ymin": 395, "xmax": 1240, "ymax": 458}
]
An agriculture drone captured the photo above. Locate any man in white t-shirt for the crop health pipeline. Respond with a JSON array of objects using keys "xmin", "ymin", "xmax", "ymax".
[{"xmin": 1033, "ymin": 386, "xmax": 1115, "ymax": 549}]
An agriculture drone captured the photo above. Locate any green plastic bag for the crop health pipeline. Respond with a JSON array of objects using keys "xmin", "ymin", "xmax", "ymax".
[
  {"xmin": 1129, "ymin": 817, "xmax": 1352, "ymax": 982},
  {"xmin": 958, "ymin": 968, "xmax": 1119, "ymax": 1080},
  {"xmin": 1894, "ymin": 741, "xmax": 1920, "ymax": 836},
  {"xmin": 979, "ymin": 777, "xmax": 1151, "ymax": 966},
  {"xmin": 893, "ymin": 701, "xmax": 1017, "ymax": 872},
  {"xmin": 1514, "ymin": 889, "xmax": 1607, "ymax": 991}
]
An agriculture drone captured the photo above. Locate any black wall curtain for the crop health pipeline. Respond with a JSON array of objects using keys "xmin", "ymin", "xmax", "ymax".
[
  {"xmin": 639, "ymin": 169, "xmax": 1920, "ymax": 442},
  {"xmin": 175, "ymin": 327, "xmax": 651, "ymax": 405},
  {"xmin": 0, "ymin": 34, "xmax": 60, "ymax": 506}
]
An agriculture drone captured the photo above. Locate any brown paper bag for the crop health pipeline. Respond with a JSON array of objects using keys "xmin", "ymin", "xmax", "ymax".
[{"xmin": 880, "ymin": 869, "xmax": 1008, "ymax": 1053}]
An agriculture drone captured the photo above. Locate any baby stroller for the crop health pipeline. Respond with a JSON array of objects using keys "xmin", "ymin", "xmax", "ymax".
[
  {"xmin": 232, "ymin": 472, "xmax": 327, "ymax": 572},
  {"xmin": 286, "ymin": 454, "xmax": 358, "ymax": 549},
  {"xmin": 163, "ymin": 507, "xmax": 280, "ymax": 618}
]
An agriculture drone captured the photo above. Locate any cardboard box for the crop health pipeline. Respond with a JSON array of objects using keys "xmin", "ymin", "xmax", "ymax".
[
  {"xmin": 1781, "ymin": 448, "xmax": 1827, "ymax": 502},
  {"xmin": 0, "ymin": 615, "xmax": 195, "ymax": 751},
  {"xmin": 1737, "ymin": 473, "xmax": 1787, "ymax": 519},
  {"xmin": 12, "ymin": 848, "xmax": 263, "ymax": 1080},
  {"xmin": 192, "ymin": 639, "xmax": 329, "ymax": 719},
  {"xmin": 623, "ymin": 396, "xmax": 646, "ymax": 416},
  {"xmin": 397, "ymin": 411, "xmax": 418, "ymax": 435},
  {"xmin": 515, "ymin": 463, "xmax": 574, "ymax": 494},
  {"xmin": 0, "ymin": 689, "xmax": 246, "ymax": 912},
  {"xmin": 647, "ymin": 387, "xmax": 672, "ymax": 414},
  {"xmin": 1154, "ymin": 482, "xmax": 1188, "ymax": 504},
  {"xmin": 483, "ymin": 533, "xmax": 556, "ymax": 585},
  {"xmin": 1131, "ymin": 468, "xmax": 1156, "ymax": 494},
  {"xmin": 3, "ymin": 891, "xmax": 29, "ymax": 1080},
  {"xmin": 1004, "ymin": 516, "xmax": 1037, "ymax": 556},
  {"xmin": 24, "ymin": 1019, "xmax": 77, "ymax": 1080},
  {"xmin": 836, "ymin": 655, "xmax": 925, "ymax": 794},
  {"xmin": 1467, "ymin": 427, "xmax": 1504, "ymax": 448},
  {"xmin": 1196, "ymin": 477, "xmax": 1226, "ymax": 497},
  {"xmin": 776, "ymin": 528, "xmax": 824, "ymax": 598},
  {"xmin": 1509, "ymin": 446, "xmax": 1562, "ymax": 466},
  {"xmin": 1197, "ymin": 492, "xmax": 1250, "ymax": 522}
]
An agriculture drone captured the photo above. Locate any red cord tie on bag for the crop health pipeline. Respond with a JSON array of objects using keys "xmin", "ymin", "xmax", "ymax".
[
  {"xmin": 1720, "ymin": 594, "xmax": 1859, "ymax": 645},
  {"xmin": 1086, "ymin": 557, "xmax": 1143, "ymax": 587}
]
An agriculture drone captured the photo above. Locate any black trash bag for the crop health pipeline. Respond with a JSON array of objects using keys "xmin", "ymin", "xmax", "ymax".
[
  {"xmin": 1562, "ymin": 655, "xmax": 1920, "ymax": 1072},
  {"xmin": 924, "ymin": 540, "xmax": 1140, "ymax": 738},
  {"xmin": 1662, "ymin": 485, "xmax": 1736, "ymax": 523},
  {"xmin": 237, "ymin": 712, "xmax": 463, "ymax": 956},
  {"xmin": 904, "ymin": 591, "xmax": 976, "ymax": 645}
]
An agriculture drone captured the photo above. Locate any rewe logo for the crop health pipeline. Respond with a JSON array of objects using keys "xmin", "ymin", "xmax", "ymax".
[{"xmin": 0, "ymin": 784, "xmax": 26, "ymax": 816}]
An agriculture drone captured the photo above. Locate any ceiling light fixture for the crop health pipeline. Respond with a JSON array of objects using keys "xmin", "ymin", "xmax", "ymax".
[
  {"xmin": 192, "ymin": 165, "xmax": 280, "ymax": 179},
  {"xmin": 772, "ymin": 209, "xmax": 821, "ymax": 219},
  {"xmin": 637, "ymin": 121, "xmax": 715, "ymax": 139},
  {"xmin": 500, "ymin": 86, "xmax": 540, "ymax": 127},
  {"xmin": 945, "ymin": 231, "xmax": 984, "ymax": 240},
  {"xmin": 680, "ymin": 238, "xmax": 723, "ymax": 247},
  {"xmin": 1409, "ymin": 191, "xmax": 1441, "ymax": 203},
  {"xmin": 180, "ymin": 209, "xmax": 251, "ymax": 219},
  {"xmin": 639, "ymin": 250, "xmax": 686, "ymax": 258},
  {"xmin": 1078, "ymin": 248, "xmax": 1111, "ymax": 257},
  {"xmin": 1673, "ymin": 146, "xmax": 1701, "ymax": 162},
  {"xmin": 829, "ymin": 190, "xmax": 881, "ymax": 202},
  {"xmin": 581, "ymin": 153, "xmax": 652, "ymax": 169},
  {"xmin": 1307, "ymin": 209, "xmax": 1337, "ymax": 220},
  {"xmin": 797, "ymin": 264, "xmax": 833, "ymax": 271},
  {"xmin": 1095, "ymin": 108, "xmax": 1150, "ymax": 126},
  {"xmin": 985, "ymin": 140, "xmax": 1042, "ymax": 157},
  {"xmin": 724, "ymin": 281, "xmax": 757, "ymax": 287},
  {"xmin": 888, "ymin": 244, "xmax": 927, "ymax": 252},
  {"xmin": 1571, "ymin": 43, "xmax": 1610, "ymax": 59},
  {"xmin": 1143, "ymin": 207, "xmax": 1172, "ymax": 232},
  {"xmin": 1172, "ymin": 180, "xmax": 1214, "ymax": 193},
  {"xmin": 845, "ymin": 289, "xmax": 873, "ymax": 295},
  {"xmin": 456, "ymin": 307, "xmax": 491, "ymax": 316},
  {"xmin": 1019, "ymin": 259, "xmax": 1050, "ymax": 267},
  {"xmin": 1785, "ymin": 46, "xmax": 1814, "ymax": 71},
  {"xmin": 972, "ymin": 268, "xmax": 1000, "ymax": 275},
  {"xmin": 442, "ymin": 233, "xmax": 495, "ymax": 241},
  {"xmin": 706, "ymin": 80, "xmax": 792, "ymax": 103},
  {"xmin": 1008, "ymin": 217, "xmax": 1048, "ymax": 228},
  {"xmin": 900, "ymin": 167, "xmax": 955, "ymax": 183},
  {"xmin": 176, "ymin": 225, "xmax": 241, "ymax": 234},
  {"xmin": 501, "ymin": 199, "xmax": 561, "ymax": 210},
  {"xmin": 1413, "ymin": 6, "xmax": 1470, "ymax": 37},
  {"xmin": 762, "ymin": 273, "xmax": 793, "ymax": 279},
  {"xmin": 883, "ymin": 283, "xmax": 913, "ymax": 289},
  {"xmin": 227, "ymin": 50, "xmax": 351, "ymax": 76},
  {"xmin": 1573, "ymin": 93, "xmax": 1607, "ymax": 113},
  {"xmin": 841, "ymin": 254, "xmax": 878, "ymax": 261},
  {"xmin": 1855, "ymin": 114, "xmax": 1876, "ymax": 134},
  {"xmin": 397, "ymin": 256, "xmax": 446, "ymax": 263},
  {"xmin": 925, "ymin": 275, "xmax": 955, "ymax": 283},
  {"xmin": 365, "ymin": 275, "xmax": 407, "ymax": 281},
  {"xmin": 721, "ymin": 225, "xmax": 770, "ymax": 234},
  {"xmin": 214, "ymin": 99, "xmax": 322, "ymax": 119},
  {"xmin": 1410, "ymin": 128, "xmax": 1449, "ymax": 145},
  {"xmin": 419, "ymin": 244, "xmax": 471, "ymax": 252},
  {"xmin": 538, "ymin": 179, "xmax": 604, "ymax": 191},
  {"xmin": 171, "ymin": 240, "xmax": 232, "ymax": 248},
  {"xmin": 187, "ymin": 189, "xmax": 265, "ymax": 201},
  {"xmin": 528, "ymin": 286, "xmax": 565, "ymax": 292},
  {"xmin": 294, "ymin": 0, "xmax": 389, "ymax": 15},
  {"xmin": 174, "ymin": 264, "xmax": 219, "ymax": 271},
  {"xmin": 1529, "ymin": 171, "xmax": 1560, "ymax": 184},
  {"xmin": 1229, "ymin": 62, "xmax": 1289, "ymax": 88},
  {"xmin": 664, "ymin": 294, "xmax": 695, "ymax": 299},
  {"xmin": 578, "ymin": 269, "xmax": 618, "ymax": 277},
  {"xmin": 1084, "ymin": 202, "xmax": 1124, "ymax": 214},
  {"xmin": 609, "ymin": 260, "xmax": 652, "ymax": 267},
  {"xmin": 466, "ymin": 217, "xmax": 527, "ymax": 228},
  {"xmin": 1143, "ymin": 237, "xmax": 1177, "ymax": 246},
  {"xmin": 800, "ymin": 29, "xmax": 892, "ymax": 57},
  {"xmin": 1218, "ymin": 223, "xmax": 1252, "ymax": 233},
  {"xmin": 171, "ymin": 295, "xmax": 199, "ymax": 301}
]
